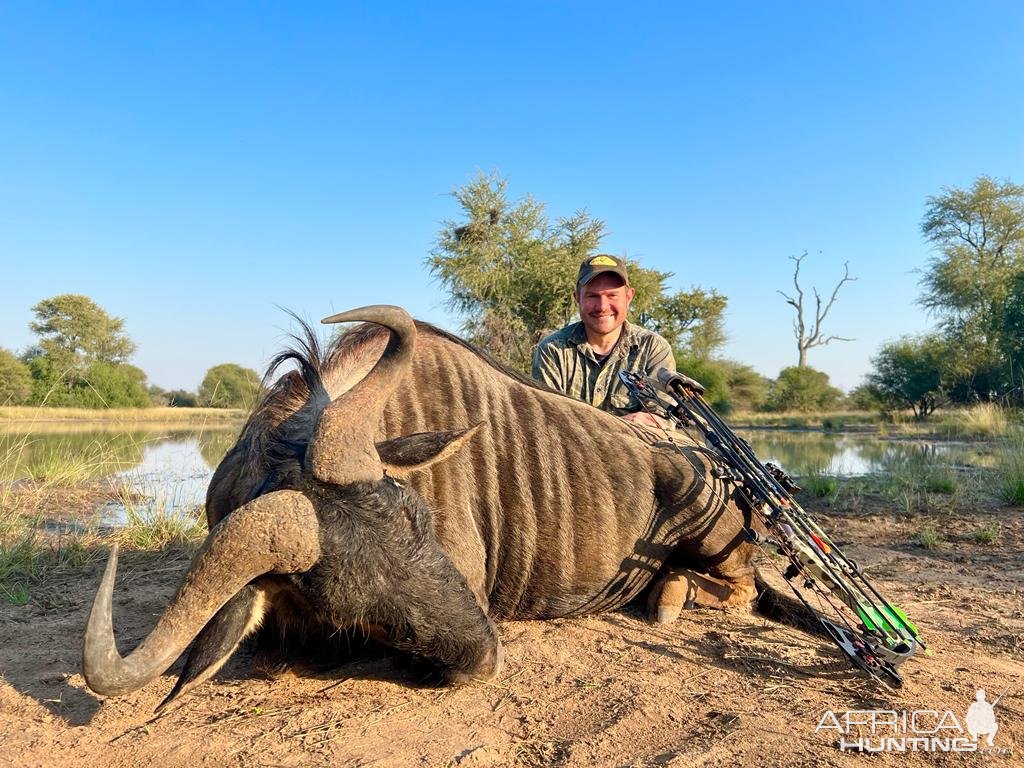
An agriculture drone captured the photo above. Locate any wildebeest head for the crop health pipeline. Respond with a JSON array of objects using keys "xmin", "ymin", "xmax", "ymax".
[{"xmin": 82, "ymin": 306, "xmax": 502, "ymax": 704}]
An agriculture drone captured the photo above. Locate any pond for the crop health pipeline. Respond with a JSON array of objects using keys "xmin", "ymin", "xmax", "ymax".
[
  {"xmin": 0, "ymin": 425, "xmax": 1000, "ymax": 525},
  {"xmin": 1, "ymin": 425, "xmax": 240, "ymax": 525},
  {"xmin": 739, "ymin": 430, "xmax": 997, "ymax": 478}
]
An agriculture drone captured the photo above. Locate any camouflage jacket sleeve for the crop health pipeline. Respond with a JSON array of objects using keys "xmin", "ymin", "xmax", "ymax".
[
  {"xmin": 531, "ymin": 338, "xmax": 565, "ymax": 392},
  {"xmin": 644, "ymin": 334, "xmax": 676, "ymax": 379}
]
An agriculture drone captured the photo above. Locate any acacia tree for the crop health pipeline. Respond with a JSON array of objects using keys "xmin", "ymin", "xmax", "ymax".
[
  {"xmin": 918, "ymin": 175, "xmax": 1024, "ymax": 401},
  {"xmin": 867, "ymin": 335, "xmax": 948, "ymax": 420},
  {"xmin": 30, "ymin": 294, "xmax": 135, "ymax": 369},
  {"xmin": 429, "ymin": 172, "xmax": 727, "ymax": 372},
  {"xmin": 777, "ymin": 252, "xmax": 857, "ymax": 368},
  {"xmin": 25, "ymin": 294, "xmax": 149, "ymax": 407}
]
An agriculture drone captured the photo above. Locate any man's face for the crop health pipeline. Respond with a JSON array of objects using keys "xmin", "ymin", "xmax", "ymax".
[{"xmin": 575, "ymin": 273, "xmax": 635, "ymax": 338}]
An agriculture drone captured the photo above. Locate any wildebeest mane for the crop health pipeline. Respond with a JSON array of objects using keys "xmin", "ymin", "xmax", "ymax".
[
  {"xmin": 256, "ymin": 315, "xmax": 564, "ymax": 427},
  {"xmin": 246, "ymin": 313, "xmax": 654, "ymax": 476}
]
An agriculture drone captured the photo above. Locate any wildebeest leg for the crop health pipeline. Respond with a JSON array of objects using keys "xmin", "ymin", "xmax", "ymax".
[
  {"xmin": 156, "ymin": 582, "xmax": 268, "ymax": 712},
  {"xmin": 648, "ymin": 543, "xmax": 757, "ymax": 623}
]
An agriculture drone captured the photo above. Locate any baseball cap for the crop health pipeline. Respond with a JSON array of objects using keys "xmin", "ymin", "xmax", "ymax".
[{"xmin": 576, "ymin": 254, "xmax": 630, "ymax": 289}]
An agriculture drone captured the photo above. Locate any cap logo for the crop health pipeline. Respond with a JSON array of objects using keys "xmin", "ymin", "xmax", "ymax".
[{"xmin": 589, "ymin": 256, "xmax": 618, "ymax": 267}]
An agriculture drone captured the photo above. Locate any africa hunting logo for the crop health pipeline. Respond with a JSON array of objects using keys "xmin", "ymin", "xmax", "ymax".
[{"xmin": 815, "ymin": 686, "xmax": 1012, "ymax": 754}]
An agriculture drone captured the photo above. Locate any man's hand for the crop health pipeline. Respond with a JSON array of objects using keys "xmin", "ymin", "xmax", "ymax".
[{"xmin": 621, "ymin": 411, "xmax": 663, "ymax": 429}]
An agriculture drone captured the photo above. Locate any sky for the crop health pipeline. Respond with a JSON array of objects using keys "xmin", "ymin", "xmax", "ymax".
[{"xmin": 2, "ymin": 3, "xmax": 1023, "ymax": 392}]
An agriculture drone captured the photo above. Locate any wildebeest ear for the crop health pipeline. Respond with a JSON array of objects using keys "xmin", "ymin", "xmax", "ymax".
[{"xmin": 376, "ymin": 423, "xmax": 483, "ymax": 477}]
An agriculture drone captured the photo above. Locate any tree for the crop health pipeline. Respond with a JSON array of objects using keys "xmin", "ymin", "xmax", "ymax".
[
  {"xmin": 1000, "ymin": 271, "xmax": 1024, "ymax": 403},
  {"xmin": 846, "ymin": 383, "xmax": 887, "ymax": 412},
  {"xmin": 919, "ymin": 175, "xmax": 1024, "ymax": 401},
  {"xmin": 636, "ymin": 288, "xmax": 728, "ymax": 359},
  {"xmin": 429, "ymin": 172, "xmax": 728, "ymax": 371},
  {"xmin": 675, "ymin": 354, "xmax": 731, "ymax": 412},
  {"xmin": 765, "ymin": 366, "xmax": 843, "ymax": 412},
  {"xmin": 777, "ymin": 252, "xmax": 856, "ymax": 367},
  {"xmin": 867, "ymin": 335, "xmax": 948, "ymax": 420},
  {"xmin": 199, "ymin": 364, "xmax": 262, "ymax": 408},
  {"xmin": 720, "ymin": 360, "xmax": 770, "ymax": 412},
  {"xmin": 0, "ymin": 349, "xmax": 32, "ymax": 405},
  {"xmin": 30, "ymin": 294, "xmax": 136, "ymax": 368},
  {"xmin": 24, "ymin": 294, "xmax": 149, "ymax": 407}
]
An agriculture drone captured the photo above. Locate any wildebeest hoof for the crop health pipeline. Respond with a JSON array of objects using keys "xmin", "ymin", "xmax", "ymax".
[{"xmin": 648, "ymin": 569, "xmax": 747, "ymax": 622}]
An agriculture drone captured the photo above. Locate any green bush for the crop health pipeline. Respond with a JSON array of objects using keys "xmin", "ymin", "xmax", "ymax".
[
  {"xmin": 916, "ymin": 524, "xmax": 945, "ymax": 550},
  {"xmin": 675, "ymin": 355, "xmax": 731, "ymax": 413},
  {"xmin": 167, "ymin": 389, "xmax": 199, "ymax": 407},
  {"xmin": 802, "ymin": 471, "xmax": 839, "ymax": 499},
  {"xmin": 199, "ymin": 364, "xmax": 262, "ymax": 409},
  {"xmin": 28, "ymin": 358, "xmax": 150, "ymax": 408},
  {"xmin": 0, "ymin": 349, "xmax": 32, "ymax": 405},
  {"xmin": 765, "ymin": 366, "xmax": 843, "ymax": 412},
  {"xmin": 720, "ymin": 360, "xmax": 770, "ymax": 412},
  {"xmin": 846, "ymin": 383, "xmax": 886, "ymax": 412}
]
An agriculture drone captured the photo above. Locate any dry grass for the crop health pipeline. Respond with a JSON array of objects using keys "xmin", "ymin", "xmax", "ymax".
[
  {"xmin": 938, "ymin": 403, "xmax": 1012, "ymax": 439},
  {"xmin": 0, "ymin": 405, "xmax": 245, "ymax": 424}
]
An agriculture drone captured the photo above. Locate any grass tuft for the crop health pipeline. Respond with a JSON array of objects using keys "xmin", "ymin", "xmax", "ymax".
[
  {"xmin": 801, "ymin": 469, "xmax": 840, "ymax": 500},
  {"xmin": 942, "ymin": 403, "xmax": 1010, "ymax": 439},
  {"xmin": 0, "ymin": 529, "xmax": 102, "ymax": 605},
  {"xmin": 970, "ymin": 522, "xmax": 1001, "ymax": 545},
  {"xmin": 922, "ymin": 467, "xmax": 957, "ymax": 494},
  {"xmin": 112, "ymin": 483, "xmax": 206, "ymax": 550},
  {"xmin": 915, "ymin": 524, "xmax": 946, "ymax": 550},
  {"xmin": 998, "ymin": 428, "xmax": 1024, "ymax": 504}
]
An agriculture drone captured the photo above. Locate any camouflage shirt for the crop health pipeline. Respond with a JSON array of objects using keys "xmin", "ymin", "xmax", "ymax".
[{"xmin": 531, "ymin": 321, "xmax": 676, "ymax": 423}]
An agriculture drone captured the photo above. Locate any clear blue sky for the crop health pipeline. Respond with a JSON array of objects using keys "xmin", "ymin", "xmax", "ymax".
[{"xmin": 3, "ymin": 3, "xmax": 1023, "ymax": 392}]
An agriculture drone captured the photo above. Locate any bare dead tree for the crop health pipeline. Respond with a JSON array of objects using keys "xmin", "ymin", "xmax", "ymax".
[{"xmin": 777, "ymin": 251, "xmax": 857, "ymax": 368}]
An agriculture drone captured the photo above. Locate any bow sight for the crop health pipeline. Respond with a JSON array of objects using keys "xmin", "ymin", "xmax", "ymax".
[{"xmin": 619, "ymin": 368, "xmax": 924, "ymax": 687}]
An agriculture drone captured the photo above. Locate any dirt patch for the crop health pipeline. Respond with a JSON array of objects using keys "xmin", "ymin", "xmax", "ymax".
[{"xmin": 1, "ymin": 499, "xmax": 1021, "ymax": 767}]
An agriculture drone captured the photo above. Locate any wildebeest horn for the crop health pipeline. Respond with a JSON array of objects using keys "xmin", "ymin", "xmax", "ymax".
[
  {"xmin": 311, "ymin": 304, "xmax": 417, "ymax": 485},
  {"xmin": 83, "ymin": 490, "xmax": 320, "ymax": 698}
]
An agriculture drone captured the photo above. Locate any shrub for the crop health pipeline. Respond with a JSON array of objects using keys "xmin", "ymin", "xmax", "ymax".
[
  {"xmin": 0, "ymin": 349, "xmax": 32, "ymax": 405},
  {"xmin": 27, "ymin": 358, "xmax": 150, "ymax": 408},
  {"xmin": 915, "ymin": 524, "xmax": 945, "ymax": 550},
  {"xmin": 765, "ymin": 366, "xmax": 842, "ymax": 412},
  {"xmin": 199, "ymin": 364, "xmax": 262, "ymax": 409}
]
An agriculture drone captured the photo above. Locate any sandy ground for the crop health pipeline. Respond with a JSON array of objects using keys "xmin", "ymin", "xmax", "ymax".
[{"xmin": 1, "ymin": 497, "xmax": 1022, "ymax": 768}]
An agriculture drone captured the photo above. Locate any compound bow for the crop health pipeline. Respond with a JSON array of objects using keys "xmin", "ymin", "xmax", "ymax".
[{"xmin": 619, "ymin": 367, "xmax": 924, "ymax": 687}]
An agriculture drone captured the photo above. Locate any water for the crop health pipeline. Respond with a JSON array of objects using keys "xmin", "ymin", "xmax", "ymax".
[
  {"xmin": 1, "ymin": 426, "xmax": 999, "ymax": 525},
  {"xmin": 737, "ymin": 430, "xmax": 993, "ymax": 478},
  {"xmin": 1, "ymin": 425, "xmax": 239, "ymax": 525},
  {"xmin": 99, "ymin": 438, "xmax": 216, "ymax": 525}
]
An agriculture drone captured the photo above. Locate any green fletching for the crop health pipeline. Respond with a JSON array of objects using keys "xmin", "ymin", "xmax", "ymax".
[{"xmin": 857, "ymin": 603, "xmax": 920, "ymax": 640}]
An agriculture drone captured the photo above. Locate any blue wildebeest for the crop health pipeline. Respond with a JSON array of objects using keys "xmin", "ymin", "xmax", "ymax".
[{"xmin": 84, "ymin": 306, "xmax": 771, "ymax": 709}]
